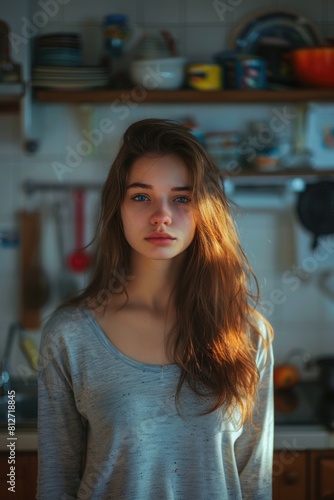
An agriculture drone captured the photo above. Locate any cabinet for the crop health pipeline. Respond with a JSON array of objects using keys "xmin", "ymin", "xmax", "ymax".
[
  {"xmin": 273, "ymin": 449, "xmax": 334, "ymax": 500},
  {"xmin": 0, "ymin": 452, "xmax": 37, "ymax": 500},
  {"xmin": 273, "ymin": 450, "xmax": 307, "ymax": 500},
  {"xmin": 310, "ymin": 450, "xmax": 334, "ymax": 500}
]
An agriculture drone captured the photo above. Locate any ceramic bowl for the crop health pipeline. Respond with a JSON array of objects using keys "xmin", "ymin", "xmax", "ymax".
[{"xmin": 130, "ymin": 57, "xmax": 186, "ymax": 90}]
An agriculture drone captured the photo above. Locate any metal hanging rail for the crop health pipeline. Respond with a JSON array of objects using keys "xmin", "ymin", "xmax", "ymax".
[{"xmin": 22, "ymin": 180, "xmax": 103, "ymax": 195}]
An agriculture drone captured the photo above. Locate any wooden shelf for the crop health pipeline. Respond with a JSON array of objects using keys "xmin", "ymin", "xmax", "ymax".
[
  {"xmin": 225, "ymin": 167, "xmax": 334, "ymax": 177},
  {"xmin": 221, "ymin": 167, "xmax": 334, "ymax": 186},
  {"xmin": 0, "ymin": 82, "xmax": 25, "ymax": 113},
  {"xmin": 34, "ymin": 88, "xmax": 334, "ymax": 104},
  {"xmin": 0, "ymin": 101, "xmax": 21, "ymax": 113},
  {"xmin": 22, "ymin": 169, "xmax": 334, "ymax": 192}
]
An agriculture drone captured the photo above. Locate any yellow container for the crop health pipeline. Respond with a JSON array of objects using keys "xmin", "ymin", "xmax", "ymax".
[
  {"xmin": 20, "ymin": 332, "xmax": 39, "ymax": 371},
  {"xmin": 186, "ymin": 64, "xmax": 222, "ymax": 90}
]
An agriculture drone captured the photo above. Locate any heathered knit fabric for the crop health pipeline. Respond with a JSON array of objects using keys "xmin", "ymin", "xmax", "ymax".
[{"xmin": 37, "ymin": 305, "xmax": 274, "ymax": 500}]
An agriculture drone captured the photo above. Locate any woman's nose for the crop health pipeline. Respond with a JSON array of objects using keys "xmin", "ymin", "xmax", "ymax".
[{"xmin": 150, "ymin": 206, "xmax": 172, "ymax": 226}]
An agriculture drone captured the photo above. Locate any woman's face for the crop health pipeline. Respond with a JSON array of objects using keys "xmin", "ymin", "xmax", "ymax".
[{"xmin": 121, "ymin": 155, "xmax": 196, "ymax": 262}]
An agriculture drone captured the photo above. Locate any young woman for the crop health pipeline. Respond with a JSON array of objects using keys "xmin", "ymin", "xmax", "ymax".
[{"xmin": 37, "ymin": 118, "xmax": 274, "ymax": 500}]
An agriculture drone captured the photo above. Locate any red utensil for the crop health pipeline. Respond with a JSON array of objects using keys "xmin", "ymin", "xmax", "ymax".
[{"xmin": 67, "ymin": 189, "xmax": 92, "ymax": 273}]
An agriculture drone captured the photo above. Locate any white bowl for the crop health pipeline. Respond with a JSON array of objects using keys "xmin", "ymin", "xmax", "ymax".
[{"xmin": 130, "ymin": 57, "xmax": 186, "ymax": 90}]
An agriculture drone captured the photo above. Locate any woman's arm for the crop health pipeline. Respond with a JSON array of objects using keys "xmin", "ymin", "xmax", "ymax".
[
  {"xmin": 37, "ymin": 320, "xmax": 87, "ymax": 499},
  {"xmin": 234, "ymin": 328, "xmax": 274, "ymax": 500}
]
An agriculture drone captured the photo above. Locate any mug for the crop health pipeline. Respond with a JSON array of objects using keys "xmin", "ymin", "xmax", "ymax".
[{"xmin": 186, "ymin": 64, "xmax": 222, "ymax": 90}]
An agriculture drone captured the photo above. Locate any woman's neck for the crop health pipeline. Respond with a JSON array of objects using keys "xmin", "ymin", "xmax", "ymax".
[{"xmin": 122, "ymin": 251, "xmax": 184, "ymax": 314}]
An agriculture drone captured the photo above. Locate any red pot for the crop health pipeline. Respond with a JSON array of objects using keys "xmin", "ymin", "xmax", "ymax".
[{"xmin": 286, "ymin": 47, "xmax": 334, "ymax": 87}]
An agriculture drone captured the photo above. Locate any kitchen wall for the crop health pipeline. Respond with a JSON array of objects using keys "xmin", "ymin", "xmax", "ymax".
[{"xmin": 1, "ymin": 0, "xmax": 334, "ymax": 377}]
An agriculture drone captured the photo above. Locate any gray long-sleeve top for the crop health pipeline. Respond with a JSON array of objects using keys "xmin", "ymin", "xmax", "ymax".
[{"xmin": 37, "ymin": 305, "xmax": 274, "ymax": 500}]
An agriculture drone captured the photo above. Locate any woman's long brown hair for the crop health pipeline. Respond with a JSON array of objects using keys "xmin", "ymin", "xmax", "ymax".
[{"xmin": 61, "ymin": 118, "xmax": 273, "ymax": 426}]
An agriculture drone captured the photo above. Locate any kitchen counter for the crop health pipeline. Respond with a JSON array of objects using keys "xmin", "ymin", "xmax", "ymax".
[
  {"xmin": 0, "ymin": 428, "xmax": 38, "ymax": 451},
  {"xmin": 274, "ymin": 425, "xmax": 334, "ymax": 450}
]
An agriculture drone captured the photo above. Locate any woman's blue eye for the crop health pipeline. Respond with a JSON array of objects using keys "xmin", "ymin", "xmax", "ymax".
[
  {"xmin": 131, "ymin": 194, "xmax": 191, "ymax": 203},
  {"xmin": 175, "ymin": 196, "xmax": 190, "ymax": 203},
  {"xmin": 132, "ymin": 194, "xmax": 149, "ymax": 202}
]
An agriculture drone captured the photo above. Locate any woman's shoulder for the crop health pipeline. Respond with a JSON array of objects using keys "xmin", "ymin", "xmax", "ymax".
[
  {"xmin": 247, "ymin": 313, "xmax": 274, "ymax": 371},
  {"xmin": 38, "ymin": 305, "xmax": 89, "ymax": 373},
  {"xmin": 40, "ymin": 305, "xmax": 86, "ymax": 346}
]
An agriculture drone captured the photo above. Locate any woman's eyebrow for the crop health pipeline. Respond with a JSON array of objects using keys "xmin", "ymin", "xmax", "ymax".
[{"xmin": 126, "ymin": 182, "xmax": 192, "ymax": 192}]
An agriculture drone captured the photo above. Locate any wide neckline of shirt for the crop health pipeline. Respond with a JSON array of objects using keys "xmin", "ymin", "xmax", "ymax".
[{"xmin": 80, "ymin": 305, "xmax": 180, "ymax": 373}]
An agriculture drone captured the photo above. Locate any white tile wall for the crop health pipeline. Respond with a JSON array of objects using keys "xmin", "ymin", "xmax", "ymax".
[
  {"xmin": 276, "ymin": 0, "xmax": 326, "ymax": 24},
  {"xmin": 0, "ymin": 115, "xmax": 22, "ymax": 157},
  {"xmin": 0, "ymin": 163, "xmax": 16, "ymax": 221},
  {"xmin": 4, "ymin": 0, "xmax": 30, "ymax": 67},
  {"xmin": 231, "ymin": 0, "xmax": 276, "ymax": 23},
  {"xmin": 185, "ymin": 25, "xmax": 229, "ymax": 61},
  {"xmin": 185, "ymin": 0, "xmax": 234, "ymax": 24},
  {"xmin": 329, "ymin": 0, "xmax": 334, "ymax": 22},
  {"xmin": 234, "ymin": 211, "xmax": 278, "ymax": 273},
  {"xmin": 143, "ymin": 0, "xmax": 182, "ymax": 24},
  {"xmin": 0, "ymin": 0, "xmax": 333, "ymax": 373},
  {"xmin": 272, "ymin": 319, "xmax": 329, "ymax": 362},
  {"xmin": 62, "ymin": 0, "xmax": 138, "ymax": 25},
  {"xmin": 0, "ymin": 271, "xmax": 20, "ymax": 323},
  {"xmin": 29, "ymin": 0, "xmax": 63, "ymax": 24}
]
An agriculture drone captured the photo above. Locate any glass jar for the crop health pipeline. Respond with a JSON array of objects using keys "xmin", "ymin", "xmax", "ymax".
[{"xmin": 103, "ymin": 14, "xmax": 129, "ymax": 57}]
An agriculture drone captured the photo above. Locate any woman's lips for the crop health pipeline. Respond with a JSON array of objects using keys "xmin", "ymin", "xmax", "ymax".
[{"xmin": 145, "ymin": 237, "xmax": 176, "ymax": 245}]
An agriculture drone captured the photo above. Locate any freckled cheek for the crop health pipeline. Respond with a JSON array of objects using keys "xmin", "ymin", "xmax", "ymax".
[
  {"xmin": 121, "ymin": 207, "xmax": 147, "ymax": 238},
  {"xmin": 121, "ymin": 204, "xmax": 142, "ymax": 221},
  {"xmin": 120, "ymin": 208, "xmax": 134, "ymax": 237},
  {"xmin": 174, "ymin": 211, "xmax": 196, "ymax": 239}
]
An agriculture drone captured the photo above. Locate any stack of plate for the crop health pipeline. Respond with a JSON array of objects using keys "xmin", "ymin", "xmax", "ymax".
[
  {"xmin": 35, "ymin": 33, "xmax": 82, "ymax": 67},
  {"xmin": 32, "ymin": 65, "xmax": 111, "ymax": 89}
]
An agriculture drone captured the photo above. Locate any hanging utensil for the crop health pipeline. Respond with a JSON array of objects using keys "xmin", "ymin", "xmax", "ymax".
[
  {"xmin": 316, "ymin": 357, "xmax": 334, "ymax": 395},
  {"xmin": 22, "ymin": 210, "xmax": 50, "ymax": 309},
  {"xmin": 67, "ymin": 189, "xmax": 92, "ymax": 273},
  {"xmin": 54, "ymin": 201, "xmax": 78, "ymax": 300},
  {"xmin": 19, "ymin": 211, "xmax": 50, "ymax": 329},
  {"xmin": 318, "ymin": 269, "xmax": 334, "ymax": 302},
  {"xmin": 296, "ymin": 181, "xmax": 334, "ymax": 250},
  {"xmin": 0, "ymin": 20, "xmax": 21, "ymax": 82}
]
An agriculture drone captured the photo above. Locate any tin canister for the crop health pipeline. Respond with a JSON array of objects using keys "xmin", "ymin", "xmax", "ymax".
[
  {"xmin": 103, "ymin": 14, "xmax": 129, "ymax": 57},
  {"xmin": 186, "ymin": 64, "xmax": 222, "ymax": 90},
  {"xmin": 223, "ymin": 55, "xmax": 267, "ymax": 89}
]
